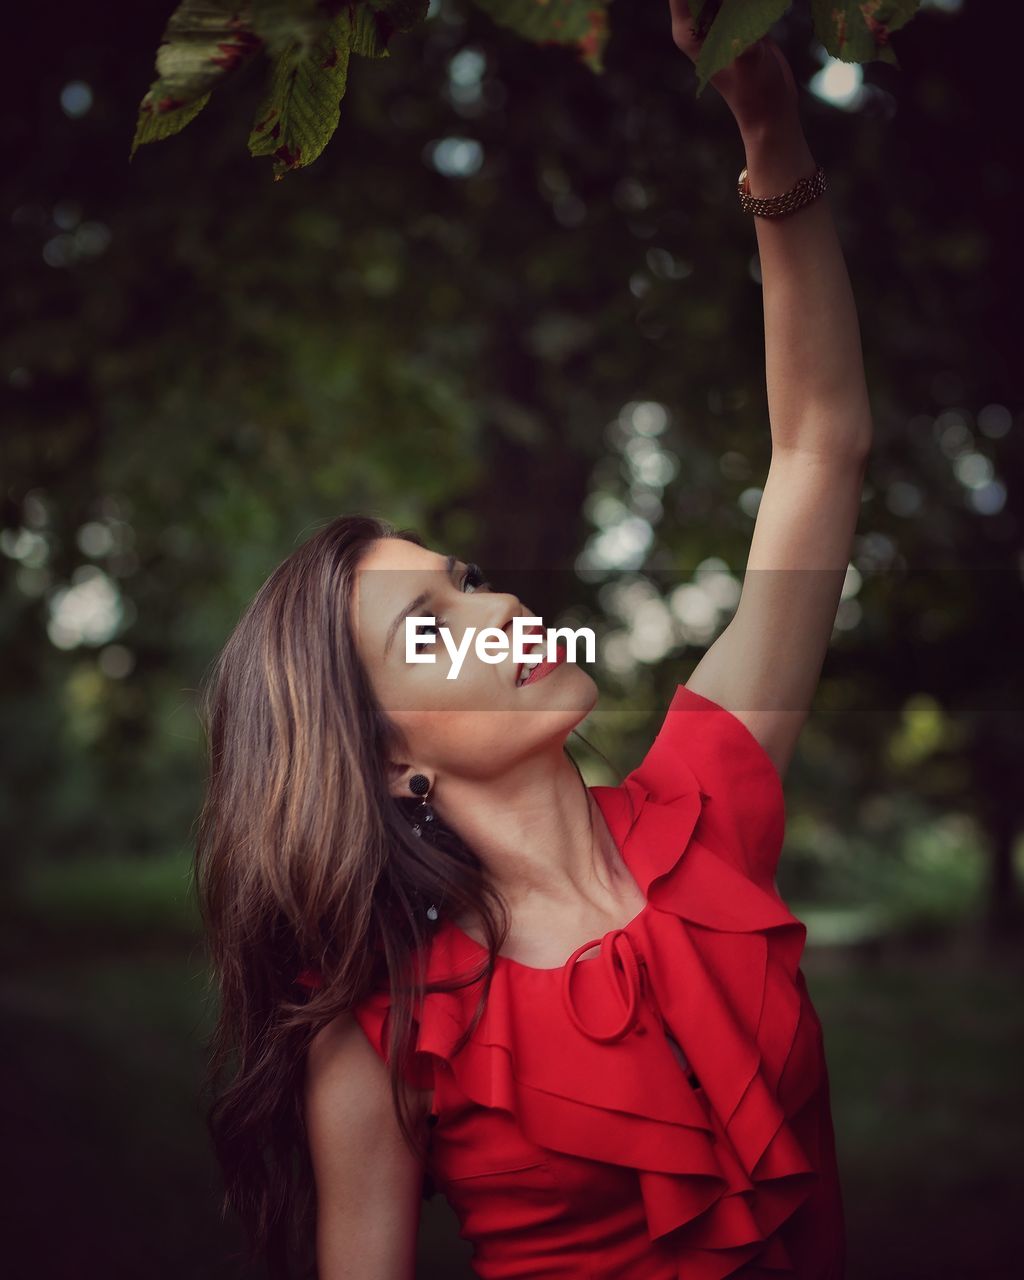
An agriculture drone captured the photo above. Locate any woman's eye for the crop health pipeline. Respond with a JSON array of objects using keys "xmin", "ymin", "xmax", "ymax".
[
  {"xmin": 415, "ymin": 565, "xmax": 491, "ymax": 648},
  {"xmin": 462, "ymin": 562, "xmax": 491, "ymax": 593},
  {"xmin": 415, "ymin": 622, "xmax": 441, "ymax": 645}
]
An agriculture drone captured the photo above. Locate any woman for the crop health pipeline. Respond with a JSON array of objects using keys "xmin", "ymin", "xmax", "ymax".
[{"xmin": 196, "ymin": 4, "xmax": 871, "ymax": 1277}]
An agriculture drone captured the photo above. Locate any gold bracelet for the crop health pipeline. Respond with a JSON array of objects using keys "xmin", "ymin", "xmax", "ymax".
[{"xmin": 737, "ymin": 163, "xmax": 827, "ymax": 218}]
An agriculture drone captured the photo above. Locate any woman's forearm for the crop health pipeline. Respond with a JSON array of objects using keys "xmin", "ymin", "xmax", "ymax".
[
  {"xmin": 665, "ymin": 2, "xmax": 873, "ymax": 461},
  {"xmin": 740, "ymin": 119, "xmax": 873, "ymax": 461}
]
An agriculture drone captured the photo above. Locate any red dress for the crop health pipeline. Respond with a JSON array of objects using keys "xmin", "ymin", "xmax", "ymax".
[{"xmin": 299, "ymin": 685, "xmax": 846, "ymax": 1279}]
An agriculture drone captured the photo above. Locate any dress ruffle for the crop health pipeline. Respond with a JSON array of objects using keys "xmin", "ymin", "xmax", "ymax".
[{"xmin": 336, "ymin": 687, "xmax": 841, "ymax": 1278}]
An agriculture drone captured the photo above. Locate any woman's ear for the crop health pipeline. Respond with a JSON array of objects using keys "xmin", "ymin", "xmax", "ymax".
[{"xmin": 387, "ymin": 761, "xmax": 431, "ymax": 802}]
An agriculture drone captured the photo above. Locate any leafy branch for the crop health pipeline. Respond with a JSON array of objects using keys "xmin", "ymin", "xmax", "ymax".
[{"xmin": 131, "ymin": 0, "xmax": 920, "ymax": 179}]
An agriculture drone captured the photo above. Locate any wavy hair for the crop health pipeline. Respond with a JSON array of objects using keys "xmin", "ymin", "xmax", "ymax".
[{"xmin": 192, "ymin": 513, "xmax": 621, "ymax": 1277}]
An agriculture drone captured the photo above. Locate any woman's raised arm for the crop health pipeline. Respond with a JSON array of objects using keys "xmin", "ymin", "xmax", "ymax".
[{"xmin": 667, "ymin": 1, "xmax": 873, "ymax": 781}]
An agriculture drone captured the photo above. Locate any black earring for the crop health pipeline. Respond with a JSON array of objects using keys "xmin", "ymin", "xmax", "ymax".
[
  {"xmin": 408, "ymin": 774, "xmax": 439, "ymax": 921},
  {"xmin": 408, "ymin": 773, "xmax": 436, "ymax": 835}
]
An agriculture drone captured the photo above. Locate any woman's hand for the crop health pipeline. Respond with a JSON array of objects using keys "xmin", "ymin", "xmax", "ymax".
[{"xmin": 668, "ymin": 0, "xmax": 800, "ymax": 137}]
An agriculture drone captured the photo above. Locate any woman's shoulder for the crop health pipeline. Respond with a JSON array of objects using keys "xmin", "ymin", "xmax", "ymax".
[
  {"xmin": 612, "ymin": 682, "xmax": 788, "ymax": 897},
  {"xmin": 627, "ymin": 683, "xmax": 783, "ymax": 806},
  {"xmin": 294, "ymin": 965, "xmax": 436, "ymax": 1096}
]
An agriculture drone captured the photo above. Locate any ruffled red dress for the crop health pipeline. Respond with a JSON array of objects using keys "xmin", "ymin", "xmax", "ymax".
[{"xmin": 298, "ymin": 685, "xmax": 846, "ymax": 1279}]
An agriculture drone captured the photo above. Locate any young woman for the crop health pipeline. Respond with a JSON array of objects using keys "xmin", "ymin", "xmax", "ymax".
[{"xmin": 196, "ymin": 4, "xmax": 871, "ymax": 1276}]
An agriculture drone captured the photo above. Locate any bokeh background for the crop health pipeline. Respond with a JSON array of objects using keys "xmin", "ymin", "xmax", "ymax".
[{"xmin": 3, "ymin": 0, "xmax": 1021, "ymax": 1276}]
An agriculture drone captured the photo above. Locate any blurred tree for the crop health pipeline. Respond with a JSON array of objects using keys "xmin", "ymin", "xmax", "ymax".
[
  {"xmin": 1, "ymin": 0, "xmax": 1019, "ymax": 939},
  {"xmin": 128, "ymin": 0, "xmax": 919, "ymax": 177}
]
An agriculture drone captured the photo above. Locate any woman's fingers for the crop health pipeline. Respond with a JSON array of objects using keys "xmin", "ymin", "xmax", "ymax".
[
  {"xmin": 666, "ymin": 0, "xmax": 801, "ymax": 130},
  {"xmin": 667, "ymin": 0, "xmax": 704, "ymax": 61}
]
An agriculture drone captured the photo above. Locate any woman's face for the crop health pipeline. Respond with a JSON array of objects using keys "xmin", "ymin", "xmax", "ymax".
[{"xmin": 352, "ymin": 537, "xmax": 598, "ymax": 790}]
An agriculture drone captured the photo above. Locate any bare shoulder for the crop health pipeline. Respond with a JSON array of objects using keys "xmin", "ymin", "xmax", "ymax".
[
  {"xmin": 304, "ymin": 1009, "xmax": 429, "ymax": 1279},
  {"xmin": 306, "ymin": 1006, "xmax": 433, "ymax": 1127}
]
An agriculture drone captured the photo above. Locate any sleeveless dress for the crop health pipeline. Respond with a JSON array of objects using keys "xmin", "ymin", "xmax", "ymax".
[{"xmin": 297, "ymin": 684, "xmax": 846, "ymax": 1279}]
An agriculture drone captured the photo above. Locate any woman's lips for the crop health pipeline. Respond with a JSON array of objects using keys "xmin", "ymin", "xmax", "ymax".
[
  {"xmin": 514, "ymin": 628, "xmax": 545, "ymax": 686},
  {"xmin": 518, "ymin": 644, "xmax": 567, "ymax": 688}
]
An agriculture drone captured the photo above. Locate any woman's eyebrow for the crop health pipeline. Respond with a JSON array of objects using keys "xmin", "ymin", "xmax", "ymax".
[{"xmin": 384, "ymin": 554, "xmax": 459, "ymax": 657}]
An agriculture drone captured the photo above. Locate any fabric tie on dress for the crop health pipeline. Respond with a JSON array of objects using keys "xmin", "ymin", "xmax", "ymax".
[
  {"xmin": 560, "ymin": 928, "xmax": 645, "ymax": 1043},
  {"xmin": 352, "ymin": 697, "xmax": 841, "ymax": 1279}
]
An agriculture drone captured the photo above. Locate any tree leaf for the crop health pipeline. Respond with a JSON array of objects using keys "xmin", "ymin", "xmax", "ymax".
[
  {"xmin": 694, "ymin": 0, "xmax": 792, "ymax": 97},
  {"xmin": 809, "ymin": 0, "xmax": 918, "ymax": 64},
  {"xmin": 131, "ymin": 91, "xmax": 213, "ymax": 159},
  {"xmin": 470, "ymin": 0, "xmax": 612, "ymax": 74},
  {"xmin": 251, "ymin": 0, "xmax": 333, "ymax": 58},
  {"xmin": 688, "ymin": 0, "xmax": 721, "ymax": 40},
  {"xmin": 247, "ymin": 8, "xmax": 355, "ymax": 178},
  {"xmin": 349, "ymin": 7, "xmax": 393, "ymax": 60},
  {"xmin": 348, "ymin": 0, "xmax": 430, "ymax": 58},
  {"xmin": 129, "ymin": 0, "xmax": 920, "ymax": 175},
  {"xmin": 131, "ymin": 0, "xmax": 263, "ymax": 157}
]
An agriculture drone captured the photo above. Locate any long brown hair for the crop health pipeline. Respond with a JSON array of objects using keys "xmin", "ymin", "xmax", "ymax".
[{"xmin": 192, "ymin": 513, "xmax": 611, "ymax": 1277}]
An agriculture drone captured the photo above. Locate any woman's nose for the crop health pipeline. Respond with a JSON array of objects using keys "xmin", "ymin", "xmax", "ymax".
[
  {"xmin": 484, "ymin": 592, "xmax": 526, "ymax": 634},
  {"xmin": 489, "ymin": 594, "xmax": 530, "ymax": 669}
]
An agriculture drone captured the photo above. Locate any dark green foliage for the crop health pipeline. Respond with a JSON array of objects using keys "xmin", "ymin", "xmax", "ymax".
[
  {"xmin": 247, "ymin": 8, "xmax": 356, "ymax": 177},
  {"xmin": 131, "ymin": 0, "xmax": 923, "ymax": 174},
  {"xmin": 809, "ymin": 0, "xmax": 918, "ymax": 64},
  {"xmin": 130, "ymin": 0, "xmax": 264, "ymax": 157},
  {"xmin": 5, "ymin": 0, "xmax": 1021, "ymax": 1271},
  {"xmin": 692, "ymin": 0, "xmax": 793, "ymax": 93}
]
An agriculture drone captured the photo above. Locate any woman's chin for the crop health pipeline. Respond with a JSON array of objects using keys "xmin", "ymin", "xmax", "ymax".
[{"xmin": 516, "ymin": 665, "xmax": 598, "ymax": 718}]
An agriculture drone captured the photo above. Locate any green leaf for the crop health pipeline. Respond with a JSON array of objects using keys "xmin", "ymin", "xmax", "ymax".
[
  {"xmin": 247, "ymin": 8, "xmax": 355, "ymax": 178},
  {"xmin": 131, "ymin": 90, "xmax": 212, "ymax": 159},
  {"xmin": 687, "ymin": 0, "xmax": 720, "ymax": 39},
  {"xmin": 251, "ymin": 0, "xmax": 332, "ymax": 58},
  {"xmin": 471, "ymin": 0, "xmax": 612, "ymax": 74},
  {"xmin": 809, "ymin": 0, "xmax": 918, "ymax": 64},
  {"xmin": 694, "ymin": 0, "xmax": 791, "ymax": 97},
  {"xmin": 131, "ymin": 0, "xmax": 263, "ymax": 156},
  {"xmin": 349, "ymin": 7, "xmax": 393, "ymax": 60},
  {"xmin": 328, "ymin": 1, "xmax": 432, "ymax": 61}
]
